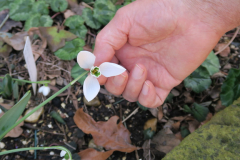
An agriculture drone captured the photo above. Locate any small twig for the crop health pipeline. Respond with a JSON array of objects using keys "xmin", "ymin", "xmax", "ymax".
[
  {"xmin": 63, "ymin": 142, "xmax": 76, "ymax": 150},
  {"xmin": 54, "ymin": 120, "xmax": 68, "ymax": 140},
  {"xmin": 215, "ymin": 26, "xmax": 240, "ymax": 55},
  {"xmin": 135, "ymin": 150, "xmax": 139, "ymax": 160},
  {"xmin": 38, "ymin": 61, "xmax": 70, "ymax": 73},
  {"xmin": 0, "ymin": 14, "xmax": 9, "ymax": 29},
  {"xmin": 81, "ymin": 2, "xmax": 93, "ymax": 10},
  {"xmin": 51, "ymin": 12, "xmax": 61, "ymax": 19},
  {"xmin": 122, "ymin": 107, "xmax": 139, "ymax": 123}
]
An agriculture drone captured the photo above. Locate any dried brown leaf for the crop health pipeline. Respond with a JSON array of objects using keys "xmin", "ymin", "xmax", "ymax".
[
  {"xmin": 148, "ymin": 108, "xmax": 158, "ymax": 118},
  {"xmin": 151, "ymin": 128, "xmax": 181, "ymax": 153},
  {"xmin": 158, "ymin": 106, "xmax": 163, "ymax": 120},
  {"xmin": 188, "ymin": 119, "xmax": 200, "ymax": 133},
  {"xmin": 74, "ymin": 108, "xmax": 137, "ymax": 152},
  {"xmin": 64, "ymin": 10, "xmax": 76, "ymax": 19},
  {"xmin": 0, "ymin": 32, "xmax": 28, "ymax": 50},
  {"xmin": 0, "ymin": 10, "xmax": 22, "ymax": 32},
  {"xmin": 78, "ymin": 148, "xmax": 114, "ymax": 160},
  {"xmin": 214, "ymin": 43, "xmax": 230, "ymax": 57}
]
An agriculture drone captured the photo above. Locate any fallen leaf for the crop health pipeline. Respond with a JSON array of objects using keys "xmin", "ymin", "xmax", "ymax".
[
  {"xmin": 83, "ymin": 45, "xmax": 93, "ymax": 52},
  {"xmin": 215, "ymin": 100, "xmax": 225, "ymax": 112},
  {"xmin": 188, "ymin": 119, "xmax": 200, "ymax": 133},
  {"xmin": 214, "ymin": 43, "xmax": 230, "ymax": 57},
  {"xmin": 78, "ymin": 148, "xmax": 114, "ymax": 160},
  {"xmin": 74, "ymin": 108, "xmax": 137, "ymax": 152},
  {"xmin": 0, "ymin": 101, "xmax": 23, "ymax": 138},
  {"xmin": 68, "ymin": 0, "xmax": 85, "ymax": 15},
  {"xmin": 209, "ymin": 85, "xmax": 221, "ymax": 99},
  {"xmin": 148, "ymin": 107, "xmax": 158, "ymax": 118},
  {"xmin": 183, "ymin": 91, "xmax": 194, "ymax": 103},
  {"xmin": 0, "ymin": 32, "xmax": 28, "ymax": 50},
  {"xmin": 38, "ymin": 26, "xmax": 77, "ymax": 52},
  {"xmin": 0, "ymin": 40, "xmax": 12, "ymax": 58},
  {"xmin": 201, "ymin": 112, "xmax": 213, "ymax": 125},
  {"xmin": 0, "ymin": 10, "xmax": 22, "ymax": 32},
  {"xmin": 64, "ymin": 9, "xmax": 76, "ymax": 19},
  {"xmin": 151, "ymin": 128, "xmax": 181, "ymax": 153},
  {"xmin": 171, "ymin": 121, "xmax": 181, "ymax": 132},
  {"xmin": 158, "ymin": 106, "xmax": 163, "ymax": 120}
]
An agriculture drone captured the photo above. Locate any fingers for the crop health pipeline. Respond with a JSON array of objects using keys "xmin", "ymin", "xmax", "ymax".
[
  {"xmin": 122, "ymin": 64, "xmax": 147, "ymax": 102},
  {"xmin": 138, "ymin": 81, "xmax": 170, "ymax": 108},
  {"xmin": 105, "ymin": 71, "xmax": 128, "ymax": 96},
  {"xmin": 93, "ymin": 8, "xmax": 130, "ymax": 66}
]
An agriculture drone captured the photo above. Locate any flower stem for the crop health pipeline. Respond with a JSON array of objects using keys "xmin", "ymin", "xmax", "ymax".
[
  {"xmin": 0, "ymin": 71, "xmax": 88, "ymax": 140},
  {"xmin": 0, "ymin": 146, "xmax": 72, "ymax": 159},
  {"xmin": 0, "ymin": 76, "xmax": 51, "ymax": 84}
]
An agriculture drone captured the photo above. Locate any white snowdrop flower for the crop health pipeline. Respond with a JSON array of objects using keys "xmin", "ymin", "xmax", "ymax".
[
  {"xmin": 60, "ymin": 150, "xmax": 66, "ymax": 158},
  {"xmin": 38, "ymin": 86, "xmax": 50, "ymax": 96},
  {"xmin": 77, "ymin": 51, "xmax": 126, "ymax": 102}
]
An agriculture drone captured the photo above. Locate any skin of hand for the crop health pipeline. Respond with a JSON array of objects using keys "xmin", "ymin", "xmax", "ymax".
[{"xmin": 93, "ymin": 0, "xmax": 240, "ymax": 108}]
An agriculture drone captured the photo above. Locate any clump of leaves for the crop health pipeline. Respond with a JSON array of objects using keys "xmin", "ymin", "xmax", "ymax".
[
  {"xmin": 0, "ymin": 0, "xmax": 14, "ymax": 11},
  {"xmin": 220, "ymin": 68, "xmax": 240, "ymax": 106},
  {"xmin": 64, "ymin": 15, "xmax": 88, "ymax": 39},
  {"xmin": 184, "ymin": 51, "xmax": 220, "ymax": 93},
  {"xmin": 82, "ymin": 8, "xmax": 102, "ymax": 30},
  {"xmin": 54, "ymin": 38, "xmax": 85, "ymax": 60},
  {"xmin": 50, "ymin": 0, "xmax": 68, "ymax": 12},
  {"xmin": 32, "ymin": 0, "xmax": 49, "ymax": 15},
  {"xmin": 93, "ymin": 0, "xmax": 116, "ymax": 25},
  {"xmin": 183, "ymin": 103, "xmax": 209, "ymax": 122},
  {"xmin": 24, "ymin": 14, "xmax": 53, "ymax": 31},
  {"xmin": 9, "ymin": 0, "xmax": 35, "ymax": 21}
]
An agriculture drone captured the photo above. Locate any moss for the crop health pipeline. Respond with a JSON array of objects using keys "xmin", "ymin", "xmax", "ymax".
[{"xmin": 163, "ymin": 97, "xmax": 240, "ymax": 160}]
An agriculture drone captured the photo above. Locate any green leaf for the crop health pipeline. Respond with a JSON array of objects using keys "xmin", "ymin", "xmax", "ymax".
[
  {"xmin": 71, "ymin": 63, "xmax": 88, "ymax": 85},
  {"xmin": 32, "ymin": 0, "xmax": 49, "ymax": 15},
  {"xmin": 0, "ymin": 0, "xmax": 14, "ymax": 11},
  {"xmin": 12, "ymin": 81, "xmax": 19, "ymax": 99},
  {"xmin": 50, "ymin": 111, "xmax": 66, "ymax": 124},
  {"xmin": 164, "ymin": 93, "xmax": 174, "ymax": 103},
  {"xmin": 82, "ymin": 0, "xmax": 95, "ymax": 3},
  {"xmin": 39, "ymin": 26, "xmax": 77, "ymax": 52},
  {"xmin": 24, "ymin": 14, "xmax": 53, "ymax": 31},
  {"xmin": 180, "ymin": 126, "xmax": 190, "ymax": 138},
  {"xmin": 82, "ymin": 8, "xmax": 102, "ymax": 30},
  {"xmin": 184, "ymin": 71, "xmax": 212, "ymax": 93},
  {"xmin": 50, "ymin": 0, "xmax": 68, "ymax": 12},
  {"xmin": 191, "ymin": 103, "xmax": 209, "ymax": 122},
  {"xmin": 183, "ymin": 105, "xmax": 191, "ymax": 113},
  {"xmin": 143, "ymin": 128, "xmax": 155, "ymax": 140},
  {"xmin": 0, "ymin": 41, "xmax": 12, "ymax": 58},
  {"xmin": 64, "ymin": 15, "xmax": 88, "ymax": 39},
  {"xmin": 93, "ymin": 0, "xmax": 116, "ymax": 25},
  {"xmin": 1, "ymin": 74, "xmax": 13, "ymax": 98},
  {"xmin": 137, "ymin": 101, "xmax": 148, "ymax": 111},
  {"xmin": 194, "ymin": 65, "xmax": 210, "ymax": 78},
  {"xmin": 201, "ymin": 51, "xmax": 220, "ymax": 75},
  {"xmin": 54, "ymin": 38, "xmax": 85, "ymax": 60},
  {"xmin": 0, "ymin": 91, "xmax": 31, "ymax": 139},
  {"xmin": 9, "ymin": 0, "xmax": 35, "ymax": 21},
  {"xmin": 220, "ymin": 68, "xmax": 240, "ymax": 106}
]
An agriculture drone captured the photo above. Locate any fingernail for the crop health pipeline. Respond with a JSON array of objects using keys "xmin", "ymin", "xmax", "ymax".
[
  {"xmin": 132, "ymin": 64, "xmax": 144, "ymax": 79},
  {"xmin": 113, "ymin": 73, "xmax": 126, "ymax": 86},
  {"xmin": 142, "ymin": 81, "xmax": 150, "ymax": 95}
]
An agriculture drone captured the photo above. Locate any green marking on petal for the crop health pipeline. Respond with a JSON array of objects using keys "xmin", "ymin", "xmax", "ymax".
[{"xmin": 90, "ymin": 67, "xmax": 101, "ymax": 78}]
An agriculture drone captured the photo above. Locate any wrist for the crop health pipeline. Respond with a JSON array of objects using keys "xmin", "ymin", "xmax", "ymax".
[{"xmin": 183, "ymin": 0, "xmax": 240, "ymax": 34}]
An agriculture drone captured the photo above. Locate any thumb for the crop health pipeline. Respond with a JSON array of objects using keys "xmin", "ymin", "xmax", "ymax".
[{"xmin": 93, "ymin": 8, "xmax": 131, "ymax": 66}]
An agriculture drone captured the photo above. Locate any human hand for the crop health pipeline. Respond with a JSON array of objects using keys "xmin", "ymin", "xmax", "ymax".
[{"xmin": 93, "ymin": 0, "xmax": 240, "ymax": 108}]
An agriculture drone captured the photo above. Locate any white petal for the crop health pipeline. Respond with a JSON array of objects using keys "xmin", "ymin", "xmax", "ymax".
[
  {"xmin": 42, "ymin": 86, "xmax": 50, "ymax": 96},
  {"xmin": 83, "ymin": 75, "xmax": 100, "ymax": 102},
  {"xmin": 60, "ymin": 150, "xmax": 66, "ymax": 157},
  {"xmin": 99, "ymin": 62, "xmax": 126, "ymax": 77},
  {"xmin": 38, "ymin": 86, "xmax": 44, "ymax": 93},
  {"xmin": 77, "ymin": 51, "xmax": 96, "ymax": 69}
]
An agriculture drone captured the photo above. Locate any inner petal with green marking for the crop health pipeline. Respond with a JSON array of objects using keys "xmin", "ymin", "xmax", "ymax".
[{"xmin": 90, "ymin": 66, "xmax": 101, "ymax": 78}]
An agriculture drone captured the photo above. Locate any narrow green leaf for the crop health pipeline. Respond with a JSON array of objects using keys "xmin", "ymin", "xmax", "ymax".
[
  {"xmin": 12, "ymin": 81, "xmax": 19, "ymax": 99},
  {"xmin": 24, "ymin": 14, "xmax": 53, "ymax": 31},
  {"xmin": 71, "ymin": 63, "xmax": 88, "ymax": 85},
  {"xmin": 54, "ymin": 38, "xmax": 85, "ymax": 60},
  {"xmin": 93, "ymin": 0, "xmax": 116, "ymax": 25},
  {"xmin": 220, "ymin": 68, "xmax": 240, "ymax": 106},
  {"xmin": 184, "ymin": 71, "xmax": 212, "ymax": 93},
  {"xmin": 50, "ymin": 0, "xmax": 68, "ymax": 12},
  {"xmin": 32, "ymin": 0, "xmax": 49, "ymax": 15},
  {"xmin": 82, "ymin": 8, "xmax": 102, "ymax": 29},
  {"xmin": 137, "ymin": 101, "xmax": 148, "ymax": 111},
  {"xmin": 1, "ymin": 74, "xmax": 12, "ymax": 98},
  {"xmin": 9, "ymin": 0, "xmax": 35, "ymax": 21},
  {"xmin": 0, "ymin": 91, "xmax": 31, "ymax": 139},
  {"xmin": 50, "ymin": 111, "xmax": 66, "ymax": 124}
]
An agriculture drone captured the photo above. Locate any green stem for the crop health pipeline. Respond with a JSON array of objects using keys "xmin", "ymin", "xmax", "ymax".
[
  {"xmin": 0, "ymin": 14, "xmax": 9, "ymax": 30},
  {"xmin": 0, "ymin": 71, "xmax": 88, "ymax": 139},
  {"xmin": 0, "ymin": 146, "xmax": 72, "ymax": 159},
  {"xmin": 0, "ymin": 77, "xmax": 51, "ymax": 84}
]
